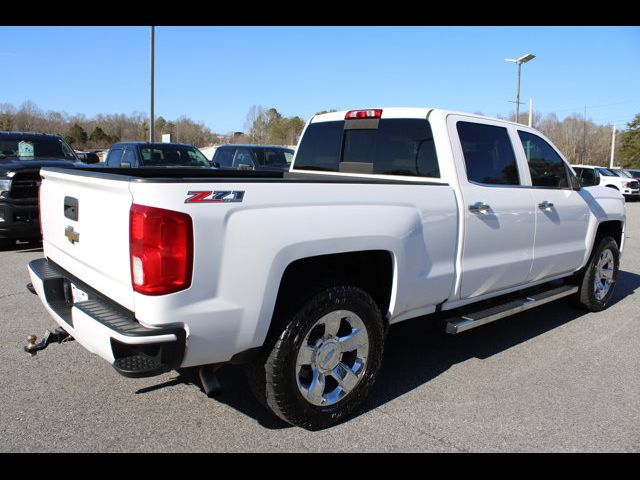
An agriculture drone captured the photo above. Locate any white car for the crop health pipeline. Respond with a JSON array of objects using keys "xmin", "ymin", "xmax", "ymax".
[
  {"xmin": 28, "ymin": 108, "xmax": 625, "ymax": 429},
  {"xmin": 571, "ymin": 165, "xmax": 640, "ymax": 201}
]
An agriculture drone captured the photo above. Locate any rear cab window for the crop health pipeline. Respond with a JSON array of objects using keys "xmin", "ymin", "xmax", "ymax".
[
  {"xmin": 293, "ymin": 117, "xmax": 440, "ymax": 178},
  {"xmin": 456, "ymin": 121, "xmax": 519, "ymax": 185}
]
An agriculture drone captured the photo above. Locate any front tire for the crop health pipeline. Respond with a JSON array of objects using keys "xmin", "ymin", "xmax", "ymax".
[
  {"xmin": 575, "ymin": 236, "xmax": 620, "ymax": 311},
  {"xmin": 248, "ymin": 285, "xmax": 385, "ymax": 430}
]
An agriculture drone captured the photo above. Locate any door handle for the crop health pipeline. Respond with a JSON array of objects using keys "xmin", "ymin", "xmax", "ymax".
[
  {"xmin": 469, "ymin": 202, "xmax": 491, "ymax": 214},
  {"xmin": 538, "ymin": 201, "xmax": 554, "ymax": 211}
]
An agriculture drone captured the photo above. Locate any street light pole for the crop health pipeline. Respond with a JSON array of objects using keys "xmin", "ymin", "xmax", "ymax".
[
  {"xmin": 150, "ymin": 26, "xmax": 155, "ymax": 143},
  {"xmin": 505, "ymin": 53, "xmax": 535, "ymax": 124}
]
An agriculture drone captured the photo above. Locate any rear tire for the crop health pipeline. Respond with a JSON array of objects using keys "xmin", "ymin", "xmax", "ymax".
[
  {"xmin": 574, "ymin": 236, "xmax": 619, "ymax": 312},
  {"xmin": 247, "ymin": 285, "xmax": 385, "ymax": 430}
]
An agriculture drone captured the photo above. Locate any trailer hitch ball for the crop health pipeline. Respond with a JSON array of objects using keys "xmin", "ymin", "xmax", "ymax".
[
  {"xmin": 24, "ymin": 328, "xmax": 73, "ymax": 355},
  {"xmin": 26, "ymin": 335, "xmax": 38, "ymax": 356}
]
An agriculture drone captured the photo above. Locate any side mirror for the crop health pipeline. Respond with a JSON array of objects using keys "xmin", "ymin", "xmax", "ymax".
[
  {"xmin": 121, "ymin": 161, "xmax": 132, "ymax": 168},
  {"xmin": 211, "ymin": 161, "xmax": 220, "ymax": 168}
]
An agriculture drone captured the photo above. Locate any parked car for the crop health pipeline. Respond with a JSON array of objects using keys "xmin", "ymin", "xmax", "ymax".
[
  {"xmin": 73, "ymin": 150, "xmax": 100, "ymax": 164},
  {"xmin": 611, "ymin": 167, "xmax": 640, "ymax": 182},
  {"xmin": 571, "ymin": 165, "xmax": 639, "ymax": 201},
  {"xmin": 0, "ymin": 131, "xmax": 84, "ymax": 248},
  {"xmin": 103, "ymin": 142, "xmax": 211, "ymax": 168},
  {"xmin": 28, "ymin": 108, "xmax": 625, "ymax": 429},
  {"xmin": 211, "ymin": 144, "xmax": 294, "ymax": 171}
]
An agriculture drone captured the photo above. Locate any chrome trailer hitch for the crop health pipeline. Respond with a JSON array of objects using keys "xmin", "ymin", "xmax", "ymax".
[{"xmin": 24, "ymin": 327, "xmax": 74, "ymax": 356}]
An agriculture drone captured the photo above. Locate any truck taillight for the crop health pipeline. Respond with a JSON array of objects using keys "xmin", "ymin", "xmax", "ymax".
[
  {"xmin": 129, "ymin": 204, "xmax": 193, "ymax": 296},
  {"xmin": 345, "ymin": 109, "xmax": 382, "ymax": 119}
]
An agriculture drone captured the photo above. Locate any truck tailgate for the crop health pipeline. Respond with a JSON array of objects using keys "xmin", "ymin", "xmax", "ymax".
[{"xmin": 39, "ymin": 168, "xmax": 134, "ymax": 311}]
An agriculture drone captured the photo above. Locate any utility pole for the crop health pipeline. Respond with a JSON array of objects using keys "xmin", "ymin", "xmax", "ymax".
[
  {"xmin": 528, "ymin": 98, "xmax": 533, "ymax": 127},
  {"xmin": 609, "ymin": 124, "xmax": 616, "ymax": 169},
  {"xmin": 150, "ymin": 26, "xmax": 155, "ymax": 143},
  {"xmin": 582, "ymin": 105, "xmax": 587, "ymax": 164}
]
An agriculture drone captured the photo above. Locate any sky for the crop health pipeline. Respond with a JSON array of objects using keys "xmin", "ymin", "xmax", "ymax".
[{"xmin": 1, "ymin": 26, "xmax": 639, "ymax": 134}]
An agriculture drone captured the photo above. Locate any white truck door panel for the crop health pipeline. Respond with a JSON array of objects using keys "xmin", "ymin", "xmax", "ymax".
[
  {"xmin": 448, "ymin": 116, "xmax": 536, "ymax": 299},
  {"xmin": 529, "ymin": 189, "xmax": 590, "ymax": 280},
  {"xmin": 515, "ymin": 129, "xmax": 590, "ymax": 280}
]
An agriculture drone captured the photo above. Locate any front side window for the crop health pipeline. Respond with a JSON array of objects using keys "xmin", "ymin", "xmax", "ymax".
[
  {"xmin": 580, "ymin": 168, "xmax": 596, "ymax": 186},
  {"xmin": 457, "ymin": 122, "xmax": 519, "ymax": 185},
  {"xmin": 232, "ymin": 148, "xmax": 255, "ymax": 169},
  {"xmin": 518, "ymin": 131, "xmax": 569, "ymax": 188},
  {"xmin": 106, "ymin": 147, "xmax": 123, "ymax": 166},
  {"xmin": 121, "ymin": 148, "xmax": 136, "ymax": 166},
  {"xmin": 213, "ymin": 148, "xmax": 235, "ymax": 168}
]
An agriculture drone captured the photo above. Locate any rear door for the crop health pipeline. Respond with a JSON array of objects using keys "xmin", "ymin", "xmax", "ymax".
[
  {"xmin": 515, "ymin": 130, "xmax": 590, "ymax": 280},
  {"xmin": 448, "ymin": 116, "xmax": 536, "ymax": 299}
]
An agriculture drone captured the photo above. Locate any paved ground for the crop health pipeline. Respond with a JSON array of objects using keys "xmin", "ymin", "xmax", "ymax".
[{"xmin": 1, "ymin": 204, "xmax": 639, "ymax": 452}]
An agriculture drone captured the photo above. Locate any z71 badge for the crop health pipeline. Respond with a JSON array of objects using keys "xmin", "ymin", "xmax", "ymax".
[{"xmin": 185, "ymin": 190, "xmax": 245, "ymax": 203}]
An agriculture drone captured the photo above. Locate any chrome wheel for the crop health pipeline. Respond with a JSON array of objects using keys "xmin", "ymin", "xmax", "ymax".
[
  {"xmin": 594, "ymin": 248, "xmax": 614, "ymax": 301},
  {"xmin": 295, "ymin": 309, "xmax": 369, "ymax": 406}
]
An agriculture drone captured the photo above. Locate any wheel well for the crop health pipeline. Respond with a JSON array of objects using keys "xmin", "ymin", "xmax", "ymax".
[
  {"xmin": 605, "ymin": 184, "xmax": 619, "ymax": 190},
  {"xmin": 267, "ymin": 251, "xmax": 394, "ymax": 339},
  {"xmin": 595, "ymin": 220, "xmax": 623, "ymax": 249}
]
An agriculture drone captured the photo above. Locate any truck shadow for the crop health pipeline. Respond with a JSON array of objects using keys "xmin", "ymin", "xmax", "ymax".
[{"xmin": 140, "ymin": 270, "xmax": 640, "ymax": 430}]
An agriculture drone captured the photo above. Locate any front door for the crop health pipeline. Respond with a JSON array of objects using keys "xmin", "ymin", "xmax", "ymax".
[
  {"xmin": 450, "ymin": 117, "xmax": 536, "ymax": 299},
  {"xmin": 515, "ymin": 130, "xmax": 590, "ymax": 280}
]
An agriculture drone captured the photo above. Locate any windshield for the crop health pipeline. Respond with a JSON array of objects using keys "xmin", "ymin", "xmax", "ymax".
[
  {"xmin": 139, "ymin": 145, "xmax": 210, "ymax": 167},
  {"xmin": 595, "ymin": 167, "xmax": 618, "ymax": 177},
  {"xmin": 609, "ymin": 168, "xmax": 631, "ymax": 178},
  {"xmin": 0, "ymin": 135, "xmax": 77, "ymax": 161}
]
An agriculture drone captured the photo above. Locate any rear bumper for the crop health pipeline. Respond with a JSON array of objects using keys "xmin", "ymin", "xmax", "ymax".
[
  {"xmin": 27, "ymin": 258, "xmax": 186, "ymax": 377},
  {"xmin": 0, "ymin": 202, "xmax": 40, "ymax": 239}
]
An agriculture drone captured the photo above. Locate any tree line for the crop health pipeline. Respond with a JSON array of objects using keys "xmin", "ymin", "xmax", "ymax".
[
  {"xmin": 0, "ymin": 101, "xmax": 219, "ymax": 149},
  {"xmin": 1, "ymin": 101, "xmax": 638, "ymax": 167}
]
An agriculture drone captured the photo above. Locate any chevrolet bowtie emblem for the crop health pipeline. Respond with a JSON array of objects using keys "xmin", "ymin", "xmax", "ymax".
[{"xmin": 65, "ymin": 226, "xmax": 80, "ymax": 244}]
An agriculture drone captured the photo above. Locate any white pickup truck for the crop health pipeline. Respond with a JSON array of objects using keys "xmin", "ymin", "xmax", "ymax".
[{"xmin": 27, "ymin": 108, "xmax": 625, "ymax": 430}]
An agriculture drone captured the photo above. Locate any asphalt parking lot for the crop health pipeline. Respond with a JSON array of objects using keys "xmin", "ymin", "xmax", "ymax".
[{"xmin": 1, "ymin": 204, "xmax": 639, "ymax": 452}]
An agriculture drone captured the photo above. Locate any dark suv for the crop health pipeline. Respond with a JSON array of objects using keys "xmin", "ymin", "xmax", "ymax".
[
  {"xmin": 104, "ymin": 142, "xmax": 211, "ymax": 168},
  {"xmin": 0, "ymin": 131, "xmax": 81, "ymax": 248},
  {"xmin": 211, "ymin": 144, "xmax": 294, "ymax": 171}
]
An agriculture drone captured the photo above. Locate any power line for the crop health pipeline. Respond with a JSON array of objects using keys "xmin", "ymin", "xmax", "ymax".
[{"xmin": 553, "ymin": 98, "xmax": 640, "ymax": 113}]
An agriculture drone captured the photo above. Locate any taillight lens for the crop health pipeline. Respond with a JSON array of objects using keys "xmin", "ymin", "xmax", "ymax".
[
  {"xmin": 345, "ymin": 109, "xmax": 383, "ymax": 119},
  {"xmin": 129, "ymin": 204, "xmax": 193, "ymax": 295}
]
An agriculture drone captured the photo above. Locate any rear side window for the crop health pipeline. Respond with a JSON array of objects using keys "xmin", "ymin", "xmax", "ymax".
[
  {"xmin": 294, "ymin": 118, "xmax": 440, "ymax": 178},
  {"xmin": 294, "ymin": 121, "xmax": 343, "ymax": 171},
  {"xmin": 518, "ymin": 131, "xmax": 569, "ymax": 188},
  {"xmin": 457, "ymin": 122, "xmax": 519, "ymax": 185}
]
